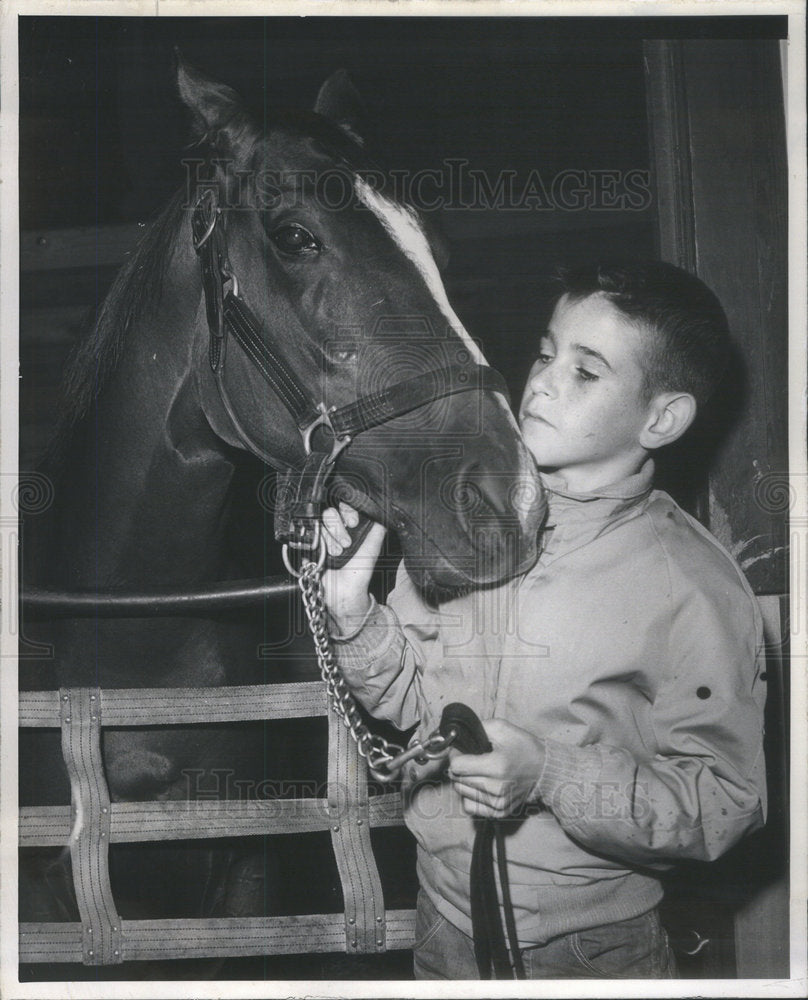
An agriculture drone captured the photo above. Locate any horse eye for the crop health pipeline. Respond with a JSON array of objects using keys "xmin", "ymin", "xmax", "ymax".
[{"xmin": 270, "ymin": 224, "xmax": 321, "ymax": 256}]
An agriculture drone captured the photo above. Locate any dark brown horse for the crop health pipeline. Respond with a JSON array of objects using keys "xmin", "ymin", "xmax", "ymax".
[{"xmin": 19, "ymin": 59, "xmax": 544, "ymax": 975}]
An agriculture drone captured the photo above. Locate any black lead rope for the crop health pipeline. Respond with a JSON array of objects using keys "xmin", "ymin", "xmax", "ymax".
[{"xmin": 439, "ymin": 703, "xmax": 527, "ymax": 980}]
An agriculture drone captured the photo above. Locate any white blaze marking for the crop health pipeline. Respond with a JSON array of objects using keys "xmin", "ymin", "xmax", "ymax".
[
  {"xmin": 354, "ymin": 176, "xmax": 486, "ymax": 365},
  {"xmin": 354, "ymin": 176, "xmax": 536, "ymax": 529}
]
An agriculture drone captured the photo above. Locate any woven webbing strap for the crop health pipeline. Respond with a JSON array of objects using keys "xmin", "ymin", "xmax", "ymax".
[
  {"xmin": 328, "ymin": 708, "xmax": 387, "ymax": 952},
  {"xmin": 60, "ymin": 687, "xmax": 123, "ymax": 965},
  {"xmin": 19, "ymin": 682, "xmax": 327, "ymax": 727},
  {"xmin": 19, "ymin": 911, "xmax": 417, "ymax": 963},
  {"xmin": 20, "ymin": 793, "xmax": 405, "ymax": 846}
]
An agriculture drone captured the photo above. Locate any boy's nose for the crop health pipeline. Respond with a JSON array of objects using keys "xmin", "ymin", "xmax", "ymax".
[{"xmin": 528, "ymin": 362, "xmax": 555, "ymax": 397}]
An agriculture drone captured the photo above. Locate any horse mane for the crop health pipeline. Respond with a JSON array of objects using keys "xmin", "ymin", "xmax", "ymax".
[{"xmin": 42, "ymin": 188, "xmax": 187, "ymax": 471}]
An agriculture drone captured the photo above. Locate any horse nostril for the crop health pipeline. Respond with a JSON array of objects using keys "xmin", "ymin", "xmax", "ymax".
[
  {"xmin": 450, "ymin": 464, "xmax": 542, "ymax": 569},
  {"xmin": 461, "ymin": 468, "xmax": 511, "ymax": 520},
  {"xmin": 439, "ymin": 476, "xmax": 486, "ymax": 521}
]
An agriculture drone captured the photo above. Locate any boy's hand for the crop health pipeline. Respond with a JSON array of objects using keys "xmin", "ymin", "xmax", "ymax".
[
  {"xmin": 448, "ymin": 719, "xmax": 546, "ymax": 819},
  {"xmin": 321, "ymin": 502, "xmax": 386, "ymax": 631}
]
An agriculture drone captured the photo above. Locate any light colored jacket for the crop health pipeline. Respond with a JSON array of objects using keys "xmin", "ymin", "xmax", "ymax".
[{"xmin": 334, "ymin": 467, "xmax": 767, "ymax": 945}]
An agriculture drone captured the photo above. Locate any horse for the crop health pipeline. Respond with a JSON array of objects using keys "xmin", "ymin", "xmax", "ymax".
[{"xmin": 19, "ymin": 58, "xmax": 544, "ymax": 977}]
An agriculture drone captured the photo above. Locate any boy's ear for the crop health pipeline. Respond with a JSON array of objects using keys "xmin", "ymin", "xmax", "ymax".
[{"xmin": 640, "ymin": 392, "xmax": 697, "ymax": 451}]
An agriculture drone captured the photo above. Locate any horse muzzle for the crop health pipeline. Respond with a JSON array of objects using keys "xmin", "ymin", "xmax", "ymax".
[{"xmin": 391, "ymin": 475, "xmax": 545, "ymax": 593}]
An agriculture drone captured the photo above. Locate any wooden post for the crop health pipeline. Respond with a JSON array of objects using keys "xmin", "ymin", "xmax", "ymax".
[
  {"xmin": 644, "ymin": 39, "xmax": 789, "ymax": 980},
  {"xmin": 645, "ymin": 39, "xmax": 788, "ymax": 595}
]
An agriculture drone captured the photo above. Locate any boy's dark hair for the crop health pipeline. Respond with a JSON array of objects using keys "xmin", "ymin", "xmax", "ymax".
[{"xmin": 555, "ymin": 261, "xmax": 731, "ymax": 409}]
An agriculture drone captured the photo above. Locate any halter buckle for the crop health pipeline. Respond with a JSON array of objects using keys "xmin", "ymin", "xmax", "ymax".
[{"xmin": 302, "ymin": 404, "xmax": 352, "ymax": 463}]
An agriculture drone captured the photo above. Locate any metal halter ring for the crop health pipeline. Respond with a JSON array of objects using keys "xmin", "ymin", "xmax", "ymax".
[
  {"xmin": 302, "ymin": 403, "xmax": 352, "ymax": 463},
  {"xmin": 221, "ymin": 266, "xmax": 239, "ymax": 298},
  {"xmin": 192, "ymin": 189, "xmax": 220, "ymax": 251},
  {"xmin": 282, "ymin": 535, "xmax": 327, "ymax": 578}
]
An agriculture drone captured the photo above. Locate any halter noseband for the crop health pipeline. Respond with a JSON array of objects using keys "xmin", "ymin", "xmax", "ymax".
[{"xmin": 191, "ymin": 188, "xmax": 510, "ymax": 565}]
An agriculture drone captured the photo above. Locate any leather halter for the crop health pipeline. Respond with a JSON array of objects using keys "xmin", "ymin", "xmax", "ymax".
[{"xmin": 191, "ymin": 187, "xmax": 510, "ymax": 557}]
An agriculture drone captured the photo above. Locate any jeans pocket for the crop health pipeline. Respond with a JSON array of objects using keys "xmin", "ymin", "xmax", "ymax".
[
  {"xmin": 413, "ymin": 890, "xmax": 447, "ymax": 952},
  {"xmin": 570, "ymin": 908, "xmax": 671, "ymax": 979}
]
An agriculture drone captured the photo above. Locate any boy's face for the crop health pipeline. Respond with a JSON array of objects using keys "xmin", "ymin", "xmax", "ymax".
[{"xmin": 518, "ymin": 292, "xmax": 655, "ymax": 492}]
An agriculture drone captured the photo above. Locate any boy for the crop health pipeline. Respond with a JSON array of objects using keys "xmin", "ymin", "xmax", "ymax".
[{"xmin": 320, "ymin": 262, "xmax": 767, "ymax": 979}]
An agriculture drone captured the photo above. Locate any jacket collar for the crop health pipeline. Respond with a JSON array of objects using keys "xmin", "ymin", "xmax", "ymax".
[
  {"xmin": 541, "ymin": 462, "xmax": 655, "ymax": 505},
  {"xmin": 536, "ymin": 462, "xmax": 655, "ymax": 563}
]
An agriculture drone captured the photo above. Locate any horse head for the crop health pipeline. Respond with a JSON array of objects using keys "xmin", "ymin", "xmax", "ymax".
[{"xmin": 178, "ymin": 59, "xmax": 545, "ymax": 593}]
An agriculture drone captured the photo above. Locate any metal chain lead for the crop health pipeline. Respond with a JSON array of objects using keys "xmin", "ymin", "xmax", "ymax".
[{"xmin": 297, "ymin": 561, "xmax": 406, "ymax": 777}]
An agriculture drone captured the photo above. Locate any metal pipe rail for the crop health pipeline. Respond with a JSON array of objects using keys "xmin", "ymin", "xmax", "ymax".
[{"xmin": 21, "ymin": 576, "xmax": 296, "ymax": 617}]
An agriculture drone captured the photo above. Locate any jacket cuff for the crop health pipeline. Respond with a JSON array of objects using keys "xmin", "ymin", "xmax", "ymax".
[
  {"xmin": 330, "ymin": 599, "xmax": 401, "ymax": 669},
  {"xmin": 532, "ymin": 738, "xmax": 604, "ymax": 813},
  {"xmin": 329, "ymin": 594, "xmax": 380, "ymax": 640}
]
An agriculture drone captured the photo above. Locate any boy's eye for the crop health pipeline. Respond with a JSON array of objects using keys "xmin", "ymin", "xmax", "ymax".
[
  {"xmin": 576, "ymin": 367, "xmax": 599, "ymax": 383},
  {"xmin": 536, "ymin": 352, "xmax": 553, "ymax": 365}
]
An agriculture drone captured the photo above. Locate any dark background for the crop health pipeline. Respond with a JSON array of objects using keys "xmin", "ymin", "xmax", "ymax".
[
  {"xmin": 18, "ymin": 14, "xmax": 786, "ymax": 467},
  {"xmin": 19, "ymin": 15, "xmax": 786, "ymax": 227}
]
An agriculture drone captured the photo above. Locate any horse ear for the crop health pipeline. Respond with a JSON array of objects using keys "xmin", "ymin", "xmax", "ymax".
[
  {"xmin": 175, "ymin": 49, "xmax": 255, "ymax": 158},
  {"xmin": 314, "ymin": 70, "xmax": 367, "ymax": 146}
]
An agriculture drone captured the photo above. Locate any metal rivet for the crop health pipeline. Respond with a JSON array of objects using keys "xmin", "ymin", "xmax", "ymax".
[
  {"xmin": 376, "ymin": 916, "xmax": 383, "ymax": 923},
  {"xmin": 348, "ymin": 917, "xmax": 355, "ymax": 925},
  {"xmin": 87, "ymin": 927, "xmax": 92, "ymax": 934},
  {"xmin": 100, "ymin": 832, "xmax": 106, "ymax": 838},
  {"xmin": 351, "ymin": 939, "xmax": 358, "ymax": 948},
  {"xmin": 377, "ymin": 938, "xmax": 383, "ymax": 946},
  {"xmin": 113, "ymin": 950, "xmax": 119, "ymax": 956},
  {"xmin": 87, "ymin": 950, "xmax": 93, "ymax": 957},
  {"xmin": 112, "ymin": 926, "xmax": 118, "ymax": 932},
  {"xmin": 61, "ymin": 695, "xmax": 69, "ymax": 702},
  {"xmin": 356, "ymin": 819, "xmax": 363, "ymax": 826},
  {"xmin": 101, "ymin": 807, "xmax": 108, "ymax": 814},
  {"xmin": 64, "ymin": 717, "xmax": 71, "ymax": 723},
  {"xmin": 91, "ymin": 716, "xmax": 97, "ymax": 722},
  {"xmin": 332, "ymin": 825, "xmax": 339, "ymax": 832},
  {"xmin": 89, "ymin": 694, "xmax": 96, "ymax": 701}
]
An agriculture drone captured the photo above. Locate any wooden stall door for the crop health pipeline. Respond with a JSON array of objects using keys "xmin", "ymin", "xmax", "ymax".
[{"xmin": 644, "ymin": 40, "xmax": 789, "ymax": 979}]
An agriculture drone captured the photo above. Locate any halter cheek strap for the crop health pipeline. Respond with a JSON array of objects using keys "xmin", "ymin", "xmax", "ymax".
[{"xmin": 191, "ymin": 189, "xmax": 511, "ymax": 557}]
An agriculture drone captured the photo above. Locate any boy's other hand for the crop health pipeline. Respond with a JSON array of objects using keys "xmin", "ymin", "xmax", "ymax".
[
  {"xmin": 321, "ymin": 502, "xmax": 386, "ymax": 630},
  {"xmin": 448, "ymin": 719, "xmax": 546, "ymax": 819}
]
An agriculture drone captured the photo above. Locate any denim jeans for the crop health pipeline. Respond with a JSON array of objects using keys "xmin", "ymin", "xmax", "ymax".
[{"xmin": 412, "ymin": 890, "xmax": 678, "ymax": 980}]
